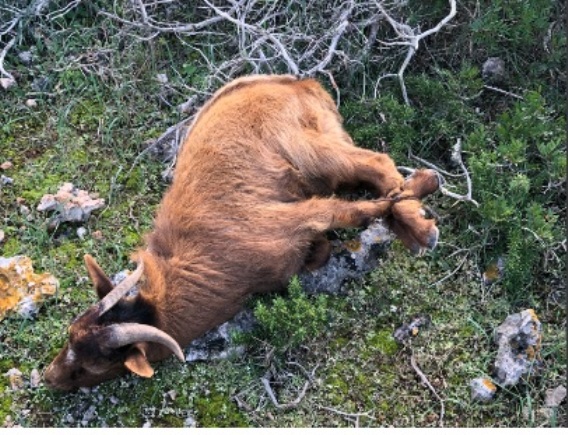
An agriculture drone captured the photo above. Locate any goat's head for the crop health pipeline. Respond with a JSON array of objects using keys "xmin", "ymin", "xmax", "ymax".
[{"xmin": 44, "ymin": 255, "xmax": 184, "ymax": 391}]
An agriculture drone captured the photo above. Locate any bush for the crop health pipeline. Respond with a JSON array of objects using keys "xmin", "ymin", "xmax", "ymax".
[{"xmin": 253, "ymin": 276, "xmax": 329, "ymax": 351}]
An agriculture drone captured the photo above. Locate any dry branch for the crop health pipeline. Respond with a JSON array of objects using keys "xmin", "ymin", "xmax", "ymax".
[
  {"xmin": 410, "ymin": 352, "xmax": 445, "ymax": 427},
  {"xmin": 374, "ymin": 0, "xmax": 457, "ymax": 104},
  {"xmin": 408, "ymin": 139, "xmax": 479, "ymax": 207}
]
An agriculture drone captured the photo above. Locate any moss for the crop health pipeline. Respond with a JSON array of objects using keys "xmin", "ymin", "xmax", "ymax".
[
  {"xmin": 194, "ymin": 391, "xmax": 248, "ymax": 427},
  {"xmin": 1, "ymin": 238, "xmax": 21, "ymax": 257},
  {"xmin": 0, "ymin": 395, "xmax": 13, "ymax": 424},
  {"xmin": 48, "ymin": 241, "xmax": 81, "ymax": 270},
  {"xmin": 364, "ymin": 330, "xmax": 399, "ymax": 357}
]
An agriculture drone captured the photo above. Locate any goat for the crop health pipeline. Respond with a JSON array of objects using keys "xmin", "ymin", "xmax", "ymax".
[{"xmin": 44, "ymin": 74, "xmax": 440, "ymax": 390}]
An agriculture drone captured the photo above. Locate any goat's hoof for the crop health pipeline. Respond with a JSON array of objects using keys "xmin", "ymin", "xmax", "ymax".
[{"xmin": 426, "ymin": 226, "xmax": 439, "ymax": 250}]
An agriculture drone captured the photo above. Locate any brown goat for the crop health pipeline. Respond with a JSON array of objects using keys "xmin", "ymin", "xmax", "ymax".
[{"xmin": 44, "ymin": 74, "xmax": 439, "ymax": 390}]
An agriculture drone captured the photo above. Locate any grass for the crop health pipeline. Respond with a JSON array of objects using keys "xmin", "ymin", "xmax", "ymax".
[{"xmin": 0, "ymin": 0, "xmax": 565, "ymax": 428}]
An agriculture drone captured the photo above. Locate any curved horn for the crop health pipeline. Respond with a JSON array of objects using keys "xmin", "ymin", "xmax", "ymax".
[
  {"xmin": 103, "ymin": 323, "xmax": 185, "ymax": 361},
  {"xmin": 96, "ymin": 261, "xmax": 144, "ymax": 316}
]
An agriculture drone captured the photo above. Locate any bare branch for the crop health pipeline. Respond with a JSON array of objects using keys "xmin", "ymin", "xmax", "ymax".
[
  {"xmin": 483, "ymin": 85, "xmax": 524, "ymax": 100},
  {"xmin": 374, "ymin": 0, "xmax": 457, "ymax": 104},
  {"xmin": 410, "ymin": 352, "xmax": 445, "ymax": 427},
  {"xmin": 409, "ymin": 139, "xmax": 479, "ymax": 207},
  {"xmin": 0, "ymin": 37, "xmax": 16, "ymax": 86}
]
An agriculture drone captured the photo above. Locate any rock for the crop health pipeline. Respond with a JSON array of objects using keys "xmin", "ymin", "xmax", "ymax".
[
  {"xmin": 0, "ymin": 77, "xmax": 16, "ymax": 90},
  {"xmin": 156, "ymin": 73, "xmax": 168, "ymax": 84},
  {"xmin": 81, "ymin": 405, "xmax": 97, "ymax": 425},
  {"xmin": 0, "ymin": 230, "xmax": 4, "ymax": 243},
  {"xmin": 0, "ymin": 256, "xmax": 59, "ymax": 320},
  {"xmin": 30, "ymin": 369, "xmax": 41, "ymax": 388},
  {"xmin": 184, "ymin": 416, "xmax": 197, "ymax": 428},
  {"xmin": 1, "ymin": 175, "xmax": 13, "ymax": 185},
  {"xmin": 393, "ymin": 314, "xmax": 431, "ymax": 343},
  {"xmin": 0, "ymin": 161, "xmax": 13, "ymax": 170},
  {"xmin": 493, "ymin": 309, "xmax": 542, "ymax": 387},
  {"xmin": 545, "ymin": 385, "xmax": 566, "ymax": 408},
  {"xmin": 25, "ymin": 99, "xmax": 37, "ymax": 108},
  {"xmin": 37, "ymin": 182, "xmax": 105, "ymax": 225},
  {"xmin": 77, "ymin": 227, "xmax": 87, "ymax": 240},
  {"xmin": 18, "ymin": 51, "xmax": 33, "ymax": 65},
  {"xmin": 470, "ymin": 377, "xmax": 497, "ymax": 402},
  {"xmin": 4, "ymin": 368, "xmax": 24, "ymax": 390},
  {"xmin": 482, "ymin": 57, "xmax": 507, "ymax": 85},
  {"xmin": 185, "ymin": 310, "xmax": 256, "ymax": 362},
  {"xmin": 299, "ymin": 220, "xmax": 392, "ymax": 295}
]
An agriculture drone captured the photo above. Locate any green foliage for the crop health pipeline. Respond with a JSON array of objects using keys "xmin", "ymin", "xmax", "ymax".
[
  {"xmin": 466, "ymin": 91, "xmax": 565, "ymax": 298},
  {"xmin": 253, "ymin": 276, "xmax": 329, "ymax": 351}
]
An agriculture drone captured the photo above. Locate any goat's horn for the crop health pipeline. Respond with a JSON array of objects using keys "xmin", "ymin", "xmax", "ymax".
[
  {"xmin": 97, "ymin": 261, "xmax": 144, "ymax": 316},
  {"xmin": 103, "ymin": 323, "xmax": 185, "ymax": 361}
]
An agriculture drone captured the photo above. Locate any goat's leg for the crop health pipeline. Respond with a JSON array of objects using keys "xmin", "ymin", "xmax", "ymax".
[
  {"xmin": 301, "ymin": 135, "xmax": 440, "ymax": 251},
  {"xmin": 289, "ymin": 197, "xmax": 394, "ymax": 233}
]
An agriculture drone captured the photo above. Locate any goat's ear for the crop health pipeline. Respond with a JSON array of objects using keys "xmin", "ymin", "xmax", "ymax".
[
  {"xmin": 84, "ymin": 254, "xmax": 114, "ymax": 299},
  {"xmin": 124, "ymin": 344, "xmax": 154, "ymax": 378}
]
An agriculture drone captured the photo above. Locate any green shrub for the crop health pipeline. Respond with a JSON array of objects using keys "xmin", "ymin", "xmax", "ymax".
[
  {"xmin": 466, "ymin": 91, "xmax": 565, "ymax": 299},
  {"xmin": 253, "ymin": 276, "xmax": 329, "ymax": 351}
]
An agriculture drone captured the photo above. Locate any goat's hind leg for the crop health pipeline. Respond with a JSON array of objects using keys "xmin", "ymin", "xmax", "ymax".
[{"xmin": 302, "ymin": 135, "xmax": 440, "ymax": 252}]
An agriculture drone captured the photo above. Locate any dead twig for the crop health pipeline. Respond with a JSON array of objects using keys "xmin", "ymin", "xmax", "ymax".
[
  {"xmin": 261, "ymin": 363, "xmax": 318, "ymax": 410},
  {"xmin": 409, "ymin": 139, "xmax": 479, "ymax": 207},
  {"xmin": 319, "ymin": 405, "xmax": 376, "ymax": 427},
  {"xmin": 0, "ymin": 37, "xmax": 16, "ymax": 86},
  {"xmin": 374, "ymin": 0, "xmax": 457, "ymax": 104},
  {"xmin": 483, "ymin": 85, "xmax": 524, "ymax": 100},
  {"xmin": 410, "ymin": 352, "xmax": 445, "ymax": 427}
]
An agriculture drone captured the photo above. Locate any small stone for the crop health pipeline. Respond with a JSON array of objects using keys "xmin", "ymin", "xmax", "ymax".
[
  {"xmin": 184, "ymin": 416, "xmax": 197, "ymax": 428},
  {"xmin": 82, "ymin": 405, "xmax": 97, "ymax": 423},
  {"xmin": 16, "ymin": 197, "xmax": 25, "ymax": 204},
  {"xmin": 165, "ymin": 390, "xmax": 177, "ymax": 401},
  {"xmin": 19, "ymin": 205, "xmax": 30, "ymax": 215},
  {"xmin": 77, "ymin": 227, "xmax": 87, "ymax": 240},
  {"xmin": 25, "ymin": 99, "xmax": 37, "ymax": 108},
  {"xmin": 545, "ymin": 385, "xmax": 566, "ymax": 408},
  {"xmin": 80, "ymin": 387, "xmax": 92, "ymax": 394},
  {"xmin": 18, "ymin": 51, "xmax": 33, "ymax": 65},
  {"xmin": 0, "ymin": 77, "xmax": 16, "ymax": 90},
  {"xmin": 470, "ymin": 377, "xmax": 497, "ymax": 402},
  {"xmin": 1, "ymin": 175, "xmax": 13, "ymax": 185},
  {"xmin": 143, "ymin": 421, "xmax": 152, "ymax": 428},
  {"xmin": 0, "ymin": 230, "xmax": 4, "ymax": 243},
  {"xmin": 156, "ymin": 73, "xmax": 168, "ymax": 84},
  {"xmin": 0, "ymin": 161, "xmax": 13, "ymax": 170},
  {"xmin": 30, "ymin": 369, "xmax": 41, "ymax": 388},
  {"xmin": 65, "ymin": 414, "xmax": 75, "ymax": 424},
  {"xmin": 178, "ymin": 96, "xmax": 197, "ymax": 114},
  {"xmin": 393, "ymin": 314, "xmax": 430, "ymax": 343},
  {"xmin": 5, "ymin": 368, "xmax": 24, "ymax": 391},
  {"xmin": 482, "ymin": 57, "xmax": 506, "ymax": 85},
  {"xmin": 92, "ymin": 230, "xmax": 104, "ymax": 240},
  {"xmin": 109, "ymin": 396, "xmax": 119, "ymax": 405}
]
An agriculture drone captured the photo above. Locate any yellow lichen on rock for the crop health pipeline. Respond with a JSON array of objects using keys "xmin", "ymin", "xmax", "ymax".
[
  {"xmin": 0, "ymin": 256, "xmax": 59, "ymax": 320},
  {"xmin": 481, "ymin": 378, "xmax": 497, "ymax": 392}
]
